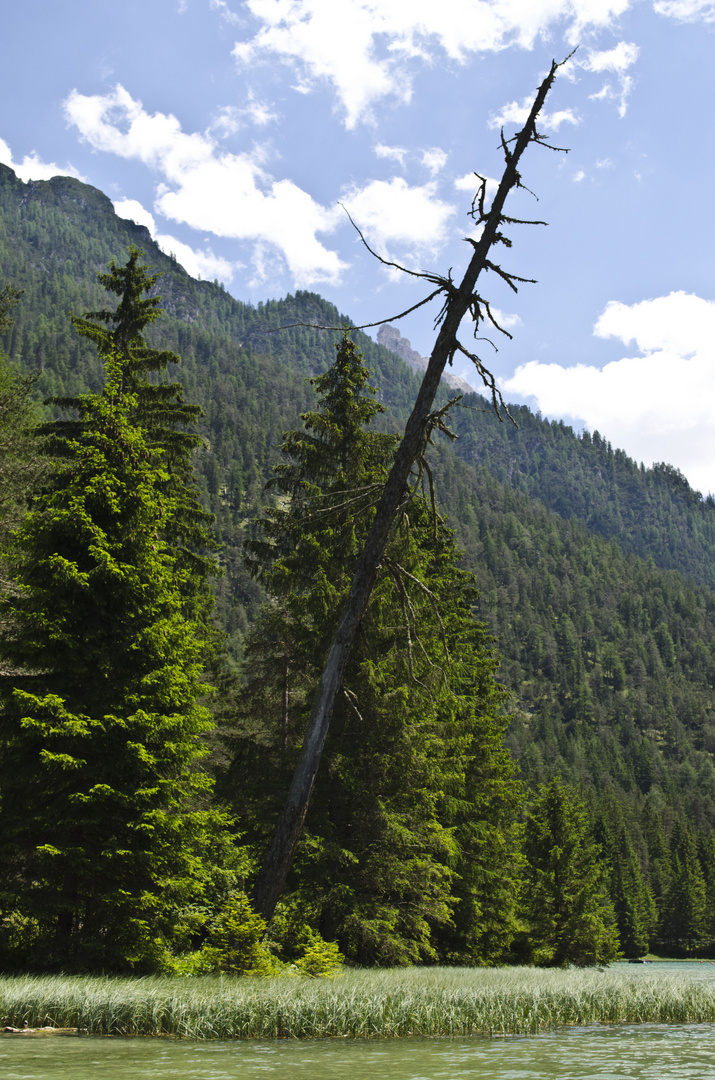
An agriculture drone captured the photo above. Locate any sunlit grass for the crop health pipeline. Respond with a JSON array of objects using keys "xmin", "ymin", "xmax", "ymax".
[{"xmin": 2, "ymin": 966, "xmax": 715, "ymax": 1039}]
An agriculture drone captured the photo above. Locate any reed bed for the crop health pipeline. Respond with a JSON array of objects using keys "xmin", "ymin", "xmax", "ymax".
[{"xmin": 2, "ymin": 966, "xmax": 715, "ymax": 1040}]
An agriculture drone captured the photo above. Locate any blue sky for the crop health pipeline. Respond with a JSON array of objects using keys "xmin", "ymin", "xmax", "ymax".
[{"xmin": 2, "ymin": 0, "xmax": 715, "ymax": 491}]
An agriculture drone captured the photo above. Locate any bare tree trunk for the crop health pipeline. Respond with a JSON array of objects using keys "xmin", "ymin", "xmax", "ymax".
[
  {"xmin": 252, "ymin": 59, "xmax": 566, "ymax": 921},
  {"xmin": 281, "ymin": 657, "xmax": 289, "ymax": 753}
]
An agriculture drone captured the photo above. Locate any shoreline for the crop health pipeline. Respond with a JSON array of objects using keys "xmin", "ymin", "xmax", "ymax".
[{"xmin": 2, "ymin": 966, "xmax": 715, "ymax": 1040}]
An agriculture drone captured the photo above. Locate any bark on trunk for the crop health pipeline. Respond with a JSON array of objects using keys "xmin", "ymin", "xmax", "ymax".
[{"xmin": 252, "ymin": 60, "xmax": 563, "ymax": 921}]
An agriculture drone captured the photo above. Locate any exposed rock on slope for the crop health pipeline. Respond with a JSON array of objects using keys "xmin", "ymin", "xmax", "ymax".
[{"xmin": 377, "ymin": 323, "xmax": 476, "ymax": 396}]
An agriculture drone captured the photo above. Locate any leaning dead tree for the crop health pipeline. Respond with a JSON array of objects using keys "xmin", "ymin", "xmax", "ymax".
[{"xmin": 252, "ymin": 58, "xmax": 570, "ymax": 921}]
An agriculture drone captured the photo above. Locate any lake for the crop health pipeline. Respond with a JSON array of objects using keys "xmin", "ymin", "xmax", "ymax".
[{"xmin": 3, "ymin": 963, "xmax": 715, "ymax": 1079}]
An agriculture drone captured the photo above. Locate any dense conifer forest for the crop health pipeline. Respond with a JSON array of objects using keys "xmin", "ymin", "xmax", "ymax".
[{"xmin": 2, "ymin": 163, "xmax": 715, "ymax": 969}]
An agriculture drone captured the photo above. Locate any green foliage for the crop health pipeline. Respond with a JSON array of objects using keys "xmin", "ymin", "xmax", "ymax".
[
  {"xmin": 451, "ymin": 403, "xmax": 715, "ymax": 592},
  {"xmin": 601, "ymin": 821, "xmax": 655, "ymax": 958},
  {"xmin": 0, "ymin": 257, "xmax": 234, "ymax": 972},
  {"xmin": 59, "ymin": 247, "xmax": 217, "ymax": 625},
  {"xmin": 293, "ymin": 931, "xmax": 344, "ymax": 977},
  {"xmin": 227, "ymin": 335, "xmax": 521, "ymax": 966},
  {"xmin": 3, "ymin": 968, "xmax": 715, "ymax": 1038},
  {"xmin": 660, "ymin": 822, "xmax": 707, "ymax": 951},
  {"xmin": 0, "ymin": 287, "xmax": 43, "ymax": 597},
  {"xmin": 5, "ymin": 166, "xmax": 715, "ymax": 962},
  {"xmin": 0, "ymin": 283, "xmax": 22, "ymax": 335},
  {"xmin": 518, "ymin": 779, "xmax": 621, "ymax": 966},
  {"xmin": 191, "ymin": 893, "xmax": 280, "ymax": 976}
]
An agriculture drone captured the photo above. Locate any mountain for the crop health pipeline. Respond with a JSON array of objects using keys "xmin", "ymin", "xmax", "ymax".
[
  {"xmin": 376, "ymin": 322, "xmax": 476, "ymax": 395},
  {"xmin": 3, "ymin": 163, "xmax": 715, "ymax": 856}
]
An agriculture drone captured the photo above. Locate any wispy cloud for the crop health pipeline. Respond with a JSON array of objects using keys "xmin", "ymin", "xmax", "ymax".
[
  {"xmin": 374, "ymin": 143, "xmax": 408, "ymax": 167},
  {"xmin": 489, "ymin": 97, "xmax": 580, "ymax": 132},
  {"xmin": 231, "ymin": 0, "xmax": 635, "ymax": 128},
  {"xmin": 421, "ymin": 148, "xmax": 448, "ymax": 177},
  {"xmin": 583, "ymin": 41, "xmax": 639, "ymax": 117},
  {"xmin": 653, "ymin": 0, "xmax": 715, "ymax": 22},
  {"xmin": 210, "ymin": 93, "xmax": 279, "ymax": 136},
  {"xmin": 210, "ymin": 0, "xmax": 243, "ymax": 25}
]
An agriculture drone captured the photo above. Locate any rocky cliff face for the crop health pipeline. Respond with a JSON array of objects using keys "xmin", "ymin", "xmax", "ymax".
[{"xmin": 376, "ymin": 324, "xmax": 477, "ymax": 396}]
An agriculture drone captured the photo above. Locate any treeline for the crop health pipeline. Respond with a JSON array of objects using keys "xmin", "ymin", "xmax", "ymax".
[
  {"xmin": 0, "ymin": 261, "xmax": 619, "ymax": 971},
  {"xmin": 2, "ymin": 167, "xmax": 715, "ymax": 965},
  {"xmin": 450, "ymin": 402, "xmax": 715, "ymax": 591}
]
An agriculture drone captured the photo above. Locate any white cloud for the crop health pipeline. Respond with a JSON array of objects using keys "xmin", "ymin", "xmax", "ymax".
[
  {"xmin": 653, "ymin": 0, "xmax": 715, "ymax": 21},
  {"xmin": 0, "ymin": 137, "xmax": 83, "ymax": 182},
  {"xmin": 113, "ymin": 197, "xmax": 237, "ymax": 283},
  {"xmin": 503, "ymin": 292, "xmax": 715, "ymax": 494},
  {"xmin": 454, "ymin": 172, "xmax": 499, "ymax": 198},
  {"xmin": 373, "ymin": 144, "xmax": 447, "ymax": 175},
  {"xmin": 582, "ymin": 41, "xmax": 639, "ymax": 116},
  {"xmin": 489, "ymin": 97, "xmax": 580, "ymax": 132},
  {"xmin": 113, "ymin": 197, "xmax": 156, "ymax": 233},
  {"xmin": 489, "ymin": 306, "xmax": 522, "ymax": 330},
  {"xmin": 584, "ymin": 41, "xmax": 639, "ymax": 74},
  {"xmin": 64, "ymin": 85, "xmax": 346, "ymax": 287},
  {"xmin": 421, "ymin": 148, "xmax": 448, "ymax": 176},
  {"xmin": 232, "ymin": 0, "xmax": 632, "ymax": 128},
  {"xmin": 341, "ymin": 177, "xmax": 456, "ymax": 266},
  {"xmin": 210, "ymin": 94, "xmax": 278, "ymax": 136},
  {"xmin": 573, "ymin": 169, "xmax": 586, "ymax": 182},
  {"xmin": 155, "ymin": 234, "xmax": 236, "ymax": 283},
  {"xmin": 210, "ymin": 0, "xmax": 243, "ymax": 23},
  {"xmin": 374, "ymin": 143, "xmax": 408, "ymax": 166},
  {"xmin": 594, "ymin": 292, "xmax": 715, "ymax": 356}
]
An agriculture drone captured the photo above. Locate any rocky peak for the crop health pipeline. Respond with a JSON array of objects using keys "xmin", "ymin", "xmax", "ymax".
[{"xmin": 376, "ymin": 324, "xmax": 476, "ymax": 396}]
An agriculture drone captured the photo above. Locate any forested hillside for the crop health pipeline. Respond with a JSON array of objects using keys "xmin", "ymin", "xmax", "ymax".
[{"xmin": 3, "ymin": 163, "xmax": 715, "ymax": 961}]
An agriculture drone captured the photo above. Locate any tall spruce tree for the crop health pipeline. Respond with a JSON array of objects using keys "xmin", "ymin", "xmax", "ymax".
[
  {"xmin": 60, "ymin": 247, "xmax": 216, "ymax": 625},
  {"xmin": 609, "ymin": 826, "xmax": 655, "ymax": 958},
  {"xmin": 519, "ymin": 778, "xmax": 621, "ymax": 966},
  {"xmin": 594, "ymin": 797, "xmax": 655, "ymax": 958},
  {"xmin": 0, "ymin": 256, "xmax": 231, "ymax": 971},
  {"xmin": 228, "ymin": 334, "xmax": 521, "ymax": 965},
  {"xmin": 660, "ymin": 822, "xmax": 707, "ymax": 952}
]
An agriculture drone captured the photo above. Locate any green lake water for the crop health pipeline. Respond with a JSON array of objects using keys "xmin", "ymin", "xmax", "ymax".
[{"xmin": 3, "ymin": 964, "xmax": 715, "ymax": 1080}]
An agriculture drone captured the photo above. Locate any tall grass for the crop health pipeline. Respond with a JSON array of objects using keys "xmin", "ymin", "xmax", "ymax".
[{"xmin": 2, "ymin": 967, "xmax": 715, "ymax": 1039}]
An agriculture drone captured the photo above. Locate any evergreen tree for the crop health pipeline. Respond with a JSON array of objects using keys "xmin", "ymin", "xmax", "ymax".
[
  {"xmin": 0, "ymin": 285, "xmax": 44, "ymax": 599},
  {"xmin": 58, "ymin": 248, "xmax": 216, "ymax": 622},
  {"xmin": 594, "ymin": 798, "xmax": 655, "ymax": 958},
  {"xmin": 228, "ymin": 334, "xmax": 521, "ymax": 964},
  {"xmin": 697, "ymin": 832, "xmax": 715, "ymax": 941},
  {"xmin": 0, "ymin": 274, "xmax": 232, "ymax": 972},
  {"xmin": 519, "ymin": 778, "xmax": 621, "ymax": 966},
  {"xmin": 660, "ymin": 822, "xmax": 707, "ymax": 952},
  {"xmin": 610, "ymin": 826, "xmax": 655, "ymax": 957},
  {"xmin": 643, "ymin": 804, "xmax": 672, "ymax": 934}
]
